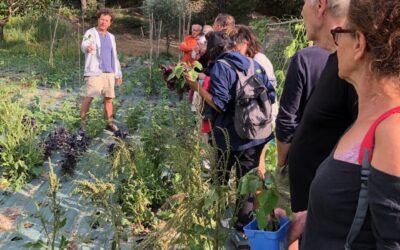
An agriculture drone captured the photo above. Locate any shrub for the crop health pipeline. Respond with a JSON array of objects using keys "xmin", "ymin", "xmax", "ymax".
[{"xmin": 0, "ymin": 102, "xmax": 44, "ymax": 189}]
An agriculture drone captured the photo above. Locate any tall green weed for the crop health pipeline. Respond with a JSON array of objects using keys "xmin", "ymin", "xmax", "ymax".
[{"xmin": 0, "ymin": 102, "xmax": 44, "ymax": 189}]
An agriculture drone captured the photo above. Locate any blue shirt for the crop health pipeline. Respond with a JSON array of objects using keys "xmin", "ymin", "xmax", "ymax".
[
  {"xmin": 97, "ymin": 30, "xmax": 114, "ymax": 73},
  {"xmin": 210, "ymin": 51, "xmax": 275, "ymax": 152}
]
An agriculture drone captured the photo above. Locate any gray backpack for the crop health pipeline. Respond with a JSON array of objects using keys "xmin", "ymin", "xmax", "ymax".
[{"xmin": 219, "ymin": 58, "xmax": 273, "ymax": 140}]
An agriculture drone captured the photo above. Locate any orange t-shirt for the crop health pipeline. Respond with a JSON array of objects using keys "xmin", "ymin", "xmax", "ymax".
[{"xmin": 179, "ymin": 35, "xmax": 198, "ymax": 65}]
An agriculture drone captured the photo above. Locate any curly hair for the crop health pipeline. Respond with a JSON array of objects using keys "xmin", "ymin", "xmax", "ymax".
[
  {"xmin": 97, "ymin": 8, "xmax": 115, "ymax": 21},
  {"xmin": 348, "ymin": 0, "xmax": 400, "ymax": 76}
]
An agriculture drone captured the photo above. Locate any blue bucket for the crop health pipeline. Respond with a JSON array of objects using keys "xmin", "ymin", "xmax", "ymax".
[{"xmin": 243, "ymin": 217, "xmax": 290, "ymax": 250}]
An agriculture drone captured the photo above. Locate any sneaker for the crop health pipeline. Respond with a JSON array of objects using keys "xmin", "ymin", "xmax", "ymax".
[
  {"xmin": 230, "ymin": 230, "xmax": 250, "ymax": 250},
  {"xmin": 105, "ymin": 123, "xmax": 119, "ymax": 133}
]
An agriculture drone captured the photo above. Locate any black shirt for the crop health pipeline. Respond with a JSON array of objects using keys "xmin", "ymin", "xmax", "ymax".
[
  {"xmin": 302, "ymin": 154, "xmax": 400, "ymax": 250},
  {"xmin": 288, "ymin": 52, "xmax": 358, "ymax": 212},
  {"xmin": 276, "ymin": 46, "xmax": 330, "ymax": 143}
]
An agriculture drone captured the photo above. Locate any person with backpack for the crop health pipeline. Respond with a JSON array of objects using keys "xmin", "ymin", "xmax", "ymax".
[
  {"xmin": 280, "ymin": 0, "xmax": 400, "ymax": 249},
  {"xmin": 186, "ymin": 29, "xmax": 276, "ymax": 248}
]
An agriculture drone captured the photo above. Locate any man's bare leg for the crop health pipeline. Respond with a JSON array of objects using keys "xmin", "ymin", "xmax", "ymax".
[
  {"xmin": 104, "ymin": 97, "xmax": 113, "ymax": 125},
  {"xmin": 80, "ymin": 96, "xmax": 93, "ymax": 130}
]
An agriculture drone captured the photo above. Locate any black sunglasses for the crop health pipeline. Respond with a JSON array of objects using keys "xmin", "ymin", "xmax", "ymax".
[{"xmin": 330, "ymin": 27, "xmax": 356, "ymax": 45}]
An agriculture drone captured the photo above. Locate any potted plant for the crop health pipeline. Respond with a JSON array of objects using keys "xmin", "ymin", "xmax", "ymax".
[{"xmin": 238, "ymin": 170, "xmax": 291, "ymax": 250}]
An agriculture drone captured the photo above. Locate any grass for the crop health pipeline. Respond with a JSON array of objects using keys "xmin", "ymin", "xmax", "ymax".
[{"xmin": 1, "ymin": 14, "xmax": 82, "ymax": 89}]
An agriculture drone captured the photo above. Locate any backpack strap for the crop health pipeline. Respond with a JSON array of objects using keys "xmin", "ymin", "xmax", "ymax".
[
  {"xmin": 345, "ymin": 106, "xmax": 400, "ymax": 250},
  {"xmin": 345, "ymin": 148, "xmax": 371, "ymax": 250},
  {"xmin": 218, "ymin": 58, "xmax": 255, "ymax": 85}
]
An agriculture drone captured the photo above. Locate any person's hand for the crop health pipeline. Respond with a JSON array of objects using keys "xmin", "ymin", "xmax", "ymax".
[
  {"xmin": 116, "ymin": 77, "xmax": 123, "ymax": 86},
  {"xmin": 275, "ymin": 208, "xmax": 307, "ymax": 244},
  {"xmin": 87, "ymin": 43, "xmax": 95, "ymax": 54},
  {"xmin": 198, "ymin": 73, "xmax": 206, "ymax": 80},
  {"xmin": 185, "ymin": 74, "xmax": 200, "ymax": 91}
]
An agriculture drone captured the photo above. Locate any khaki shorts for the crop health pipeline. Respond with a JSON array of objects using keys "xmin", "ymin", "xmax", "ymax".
[{"xmin": 83, "ymin": 73, "xmax": 115, "ymax": 98}]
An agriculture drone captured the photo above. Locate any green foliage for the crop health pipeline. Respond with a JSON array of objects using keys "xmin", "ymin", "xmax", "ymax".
[
  {"xmin": 24, "ymin": 161, "xmax": 69, "ymax": 250},
  {"xmin": 4, "ymin": 13, "xmax": 75, "ymax": 47},
  {"xmin": 85, "ymin": 104, "xmax": 107, "ymax": 137},
  {"xmin": 0, "ymin": 0, "xmax": 52, "ymax": 20},
  {"xmin": 250, "ymin": 17, "xmax": 270, "ymax": 45},
  {"xmin": 81, "ymin": 0, "xmax": 101, "ymax": 18},
  {"xmin": 142, "ymin": 0, "xmax": 188, "ymax": 35},
  {"xmin": 141, "ymin": 106, "xmax": 176, "ymax": 168},
  {"xmin": 116, "ymin": 176, "xmax": 153, "ymax": 226},
  {"xmin": 0, "ymin": 102, "xmax": 44, "ymax": 189},
  {"xmin": 167, "ymin": 61, "xmax": 203, "ymax": 88},
  {"xmin": 1, "ymin": 13, "xmax": 80, "ymax": 89},
  {"xmin": 256, "ymin": 0, "xmax": 303, "ymax": 17},
  {"xmin": 238, "ymin": 170, "xmax": 280, "ymax": 231},
  {"xmin": 112, "ymin": 14, "xmax": 143, "ymax": 32},
  {"xmin": 238, "ymin": 173, "xmax": 262, "ymax": 195},
  {"xmin": 73, "ymin": 173, "xmax": 125, "ymax": 249},
  {"xmin": 126, "ymin": 101, "xmax": 146, "ymax": 132},
  {"xmin": 285, "ymin": 22, "xmax": 310, "ymax": 59},
  {"xmin": 268, "ymin": 20, "xmax": 309, "ymax": 97}
]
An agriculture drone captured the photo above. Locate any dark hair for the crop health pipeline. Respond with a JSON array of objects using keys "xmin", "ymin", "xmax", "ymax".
[
  {"xmin": 231, "ymin": 25, "xmax": 261, "ymax": 58},
  {"xmin": 97, "ymin": 8, "xmax": 115, "ymax": 21},
  {"xmin": 214, "ymin": 13, "xmax": 236, "ymax": 35},
  {"xmin": 348, "ymin": 0, "xmax": 400, "ymax": 76},
  {"xmin": 207, "ymin": 31, "xmax": 234, "ymax": 62}
]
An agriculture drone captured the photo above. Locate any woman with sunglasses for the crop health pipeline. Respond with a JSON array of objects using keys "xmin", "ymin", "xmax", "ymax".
[{"xmin": 282, "ymin": 0, "xmax": 400, "ymax": 249}]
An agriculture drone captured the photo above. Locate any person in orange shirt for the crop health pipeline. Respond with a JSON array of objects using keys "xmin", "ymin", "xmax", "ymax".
[{"xmin": 179, "ymin": 24, "xmax": 202, "ymax": 65}]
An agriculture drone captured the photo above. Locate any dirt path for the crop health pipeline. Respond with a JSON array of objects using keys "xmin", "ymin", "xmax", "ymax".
[{"xmin": 115, "ymin": 33, "xmax": 180, "ymax": 57}]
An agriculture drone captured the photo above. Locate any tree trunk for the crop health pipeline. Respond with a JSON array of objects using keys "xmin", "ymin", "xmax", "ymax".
[
  {"xmin": 0, "ymin": 25, "xmax": 4, "ymax": 41},
  {"xmin": 166, "ymin": 30, "xmax": 170, "ymax": 55},
  {"xmin": 80, "ymin": 0, "xmax": 87, "ymax": 16},
  {"xmin": 0, "ymin": 18, "xmax": 9, "ymax": 41}
]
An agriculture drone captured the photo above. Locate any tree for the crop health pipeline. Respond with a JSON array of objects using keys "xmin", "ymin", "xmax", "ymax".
[
  {"xmin": 0, "ymin": 0, "xmax": 52, "ymax": 41},
  {"xmin": 143, "ymin": 0, "xmax": 189, "ymax": 54},
  {"xmin": 80, "ymin": 0, "xmax": 86, "ymax": 14}
]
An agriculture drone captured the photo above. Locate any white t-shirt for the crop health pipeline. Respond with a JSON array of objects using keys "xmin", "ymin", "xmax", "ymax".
[
  {"xmin": 253, "ymin": 52, "xmax": 278, "ymax": 125},
  {"xmin": 253, "ymin": 52, "xmax": 277, "ymax": 87}
]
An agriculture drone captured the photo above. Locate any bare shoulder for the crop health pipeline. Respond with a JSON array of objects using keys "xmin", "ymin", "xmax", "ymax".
[{"xmin": 372, "ymin": 113, "xmax": 400, "ymax": 177}]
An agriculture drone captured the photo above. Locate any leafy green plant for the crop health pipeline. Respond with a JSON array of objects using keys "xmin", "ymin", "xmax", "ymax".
[
  {"xmin": 250, "ymin": 17, "xmax": 270, "ymax": 45},
  {"xmin": 270, "ymin": 20, "xmax": 309, "ymax": 96},
  {"xmin": 126, "ymin": 101, "xmax": 146, "ymax": 132},
  {"xmin": 0, "ymin": 102, "xmax": 44, "ymax": 189},
  {"xmin": 167, "ymin": 61, "xmax": 203, "ymax": 88},
  {"xmin": 73, "ymin": 174, "xmax": 124, "ymax": 250},
  {"xmin": 24, "ymin": 160, "xmax": 69, "ymax": 249},
  {"xmin": 238, "ymin": 169, "xmax": 286, "ymax": 231}
]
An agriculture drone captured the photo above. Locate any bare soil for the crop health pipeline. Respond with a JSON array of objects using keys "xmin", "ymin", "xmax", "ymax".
[{"xmin": 115, "ymin": 32, "xmax": 181, "ymax": 57}]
